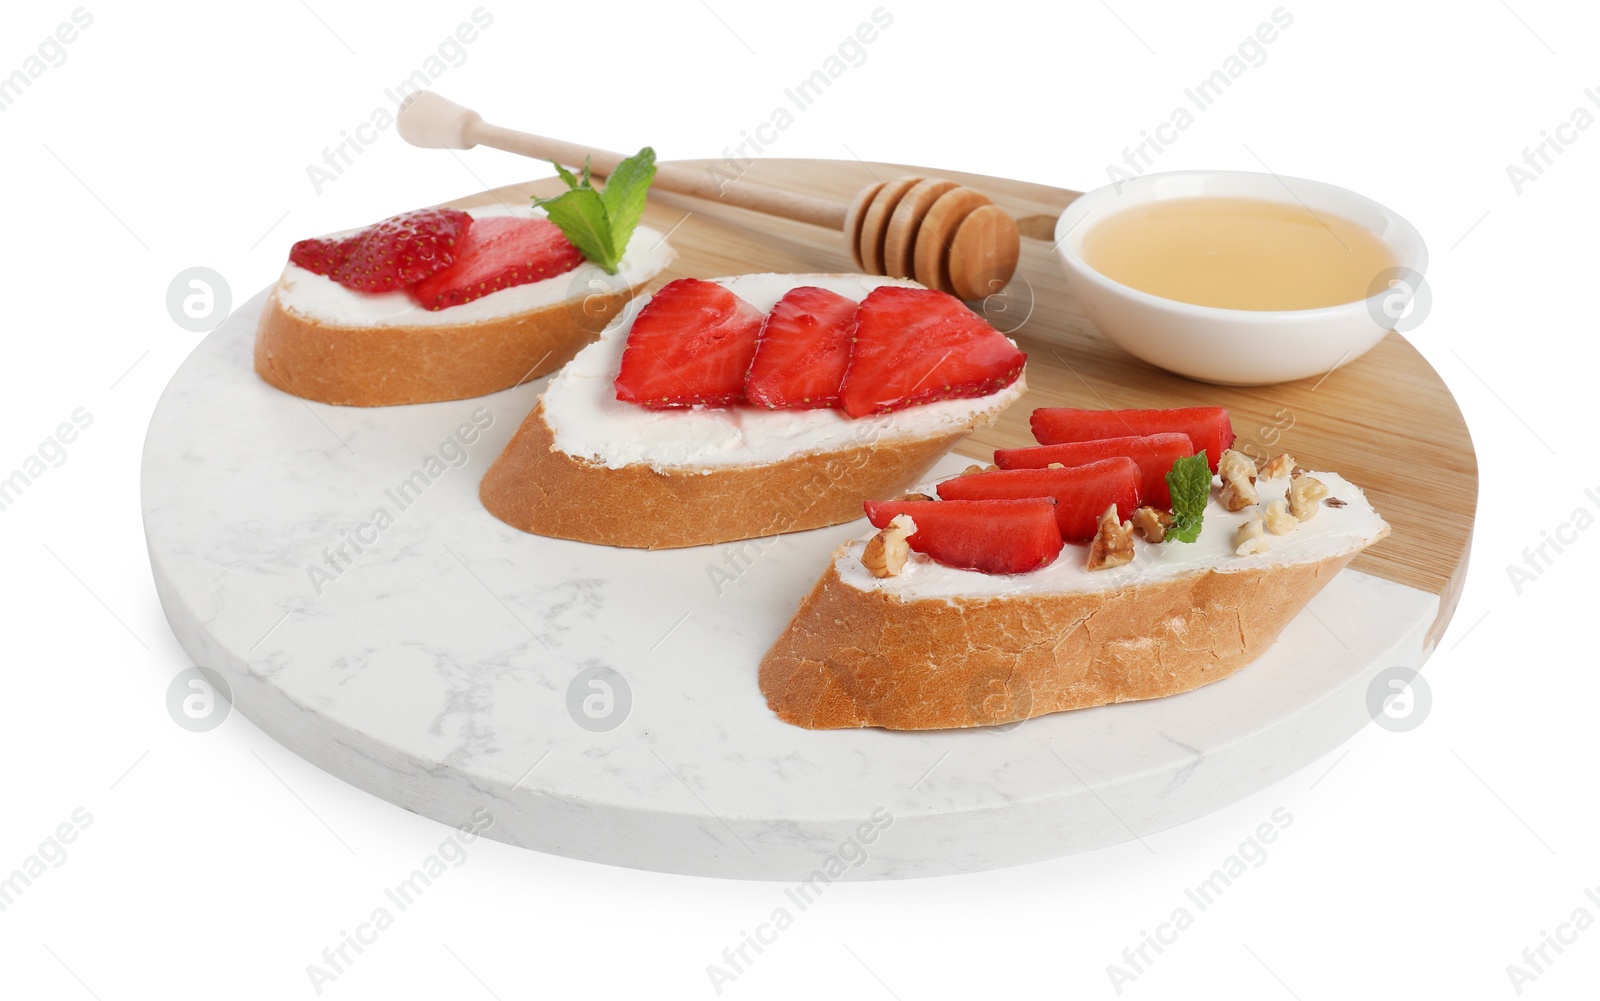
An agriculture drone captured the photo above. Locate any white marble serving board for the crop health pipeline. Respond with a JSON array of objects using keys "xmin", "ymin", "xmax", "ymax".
[{"xmin": 142, "ymin": 290, "xmax": 1440, "ymax": 880}]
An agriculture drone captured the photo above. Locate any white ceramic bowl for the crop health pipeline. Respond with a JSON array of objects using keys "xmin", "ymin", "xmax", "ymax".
[{"xmin": 1053, "ymin": 170, "xmax": 1428, "ymax": 386}]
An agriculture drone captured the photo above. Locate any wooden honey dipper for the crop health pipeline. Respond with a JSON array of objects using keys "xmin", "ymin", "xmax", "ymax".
[{"xmin": 397, "ymin": 91, "xmax": 1021, "ymax": 299}]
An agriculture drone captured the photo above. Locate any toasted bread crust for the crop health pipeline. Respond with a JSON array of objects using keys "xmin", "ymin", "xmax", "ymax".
[
  {"xmin": 479, "ymin": 401, "xmax": 1001, "ymax": 549},
  {"xmin": 759, "ymin": 553, "xmax": 1359, "ymax": 729},
  {"xmin": 253, "ymin": 286, "xmax": 638, "ymax": 407}
]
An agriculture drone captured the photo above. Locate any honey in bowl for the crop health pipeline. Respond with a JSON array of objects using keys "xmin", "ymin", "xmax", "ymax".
[{"xmin": 1081, "ymin": 196, "xmax": 1397, "ymax": 311}]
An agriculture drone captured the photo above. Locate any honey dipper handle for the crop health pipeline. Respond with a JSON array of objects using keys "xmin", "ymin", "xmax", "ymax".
[{"xmin": 399, "ymin": 91, "xmax": 849, "ymax": 230}]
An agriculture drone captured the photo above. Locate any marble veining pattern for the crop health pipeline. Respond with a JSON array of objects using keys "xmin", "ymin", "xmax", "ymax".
[{"xmin": 141, "ymin": 290, "xmax": 1442, "ymax": 879}]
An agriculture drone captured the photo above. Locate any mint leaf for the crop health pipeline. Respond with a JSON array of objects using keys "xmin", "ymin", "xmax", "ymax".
[
  {"xmin": 1164, "ymin": 450, "xmax": 1211, "ymax": 544},
  {"xmin": 551, "ymin": 159, "xmax": 582, "ymax": 190},
  {"xmin": 532, "ymin": 147, "xmax": 656, "ymax": 274},
  {"xmin": 538, "ymin": 187, "xmax": 612, "ymax": 269},
  {"xmin": 599, "ymin": 146, "xmax": 656, "ymax": 264}
]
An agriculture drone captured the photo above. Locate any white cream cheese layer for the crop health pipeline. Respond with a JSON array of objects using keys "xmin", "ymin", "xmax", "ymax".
[
  {"xmin": 541, "ymin": 273, "xmax": 1028, "ymax": 472},
  {"xmin": 836, "ymin": 470, "xmax": 1389, "ymax": 599},
  {"xmin": 273, "ymin": 203, "xmax": 674, "ymax": 328}
]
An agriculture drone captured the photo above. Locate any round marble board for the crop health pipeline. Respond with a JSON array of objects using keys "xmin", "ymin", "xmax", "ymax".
[{"xmin": 142, "ymin": 161, "xmax": 1476, "ymax": 880}]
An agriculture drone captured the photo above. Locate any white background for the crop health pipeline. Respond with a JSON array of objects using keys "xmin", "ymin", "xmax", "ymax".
[{"xmin": 1, "ymin": 0, "xmax": 1594, "ymax": 998}]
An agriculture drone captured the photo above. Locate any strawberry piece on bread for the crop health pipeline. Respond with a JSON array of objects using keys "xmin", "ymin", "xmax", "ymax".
[
  {"xmin": 1030, "ymin": 406, "xmax": 1234, "ymax": 473},
  {"xmin": 409, "ymin": 216, "xmax": 585, "ymax": 310},
  {"xmin": 839, "ymin": 287, "xmax": 1026, "ymax": 419},
  {"xmin": 935, "ymin": 458, "xmax": 1141, "ymax": 542},
  {"xmin": 744, "ymin": 286, "xmax": 860, "ymax": 409},
  {"xmin": 864, "ymin": 498, "xmax": 1063, "ymax": 574},
  {"xmin": 613, "ymin": 278, "xmax": 767, "ymax": 408},
  {"xmin": 290, "ymin": 207, "xmax": 473, "ymax": 293},
  {"xmin": 994, "ymin": 433, "xmax": 1195, "ymax": 509}
]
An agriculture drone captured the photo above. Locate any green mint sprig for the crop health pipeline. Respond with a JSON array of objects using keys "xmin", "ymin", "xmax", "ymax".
[
  {"xmin": 1164, "ymin": 450, "xmax": 1210, "ymax": 543},
  {"xmin": 532, "ymin": 146, "xmax": 656, "ymax": 275}
]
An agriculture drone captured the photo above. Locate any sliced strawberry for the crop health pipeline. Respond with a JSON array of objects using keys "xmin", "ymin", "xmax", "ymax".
[
  {"xmin": 863, "ymin": 498, "xmax": 1063, "ymax": 574},
  {"xmin": 744, "ymin": 286, "xmax": 859, "ymax": 410},
  {"xmin": 410, "ymin": 216, "xmax": 584, "ymax": 310},
  {"xmin": 838, "ymin": 287, "xmax": 1026, "ymax": 418},
  {"xmin": 614, "ymin": 278, "xmax": 767, "ymax": 408},
  {"xmin": 935, "ymin": 458, "xmax": 1140, "ymax": 542},
  {"xmin": 290, "ymin": 207, "xmax": 473, "ymax": 294},
  {"xmin": 1030, "ymin": 407, "xmax": 1234, "ymax": 473},
  {"xmin": 288, "ymin": 234, "xmax": 355, "ymax": 276},
  {"xmin": 993, "ymin": 433, "xmax": 1194, "ymax": 509}
]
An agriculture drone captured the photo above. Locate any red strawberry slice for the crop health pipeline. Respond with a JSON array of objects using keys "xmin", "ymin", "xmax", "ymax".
[
  {"xmin": 290, "ymin": 207, "xmax": 473, "ymax": 294},
  {"xmin": 288, "ymin": 234, "xmax": 355, "ymax": 276},
  {"xmin": 410, "ymin": 216, "xmax": 585, "ymax": 310},
  {"xmin": 744, "ymin": 286, "xmax": 859, "ymax": 409},
  {"xmin": 993, "ymin": 433, "xmax": 1195, "ymax": 509},
  {"xmin": 614, "ymin": 278, "xmax": 767, "ymax": 408},
  {"xmin": 838, "ymin": 287, "xmax": 1026, "ymax": 418},
  {"xmin": 863, "ymin": 498, "xmax": 1063, "ymax": 574},
  {"xmin": 1030, "ymin": 407, "xmax": 1234, "ymax": 473},
  {"xmin": 935, "ymin": 458, "xmax": 1140, "ymax": 542}
]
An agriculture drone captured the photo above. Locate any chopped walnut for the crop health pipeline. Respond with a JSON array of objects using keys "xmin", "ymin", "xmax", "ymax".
[
  {"xmin": 1325, "ymin": 496, "xmax": 1348, "ymax": 508},
  {"xmin": 1262, "ymin": 453, "xmax": 1296, "ymax": 479},
  {"xmin": 861, "ymin": 514, "xmax": 916, "ymax": 578},
  {"xmin": 1131, "ymin": 506, "xmax": 1172, "ymax": 543},
  {"xmin": 1218, "ymin": 448, "xmax": 1259, "ymax": 512},
  {"xmin": 1086, "ymin": 504, "xmax": 1135, "ymax": 571},
  {"xmin": 1288, "ymin": 472, "xmax": 1329, "ymax": 520},
  {"xmin": 1235, "ymin": 515, "xmax": 1270, "ymax": 555},
  {"xmin": 1264, "ymin": 497, "xmax": 1299, "ymax": 535},
  {"xmin": 1046, "ymin": 462, "xmax": 1066, "ymax": 469},
  {"xmin": 1219, "ymin": 482, "xmax": 1256, "ymax": 512},
  {"xmin": 894, "ymin": 491, "xmax": 933, "ymax": 502},
  {"xmin": 958, "ymin": 463, "xmax": 996, "ymax": 476}
]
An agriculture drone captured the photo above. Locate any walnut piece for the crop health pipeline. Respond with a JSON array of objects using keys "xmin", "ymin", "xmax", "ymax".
[
  {"xmin": 1235, "ymin": 515, "xmax": 1270, "ymax": 555},
  {"xmin": 1086, "ymin": 504, "xmax": 1135, "ymax": 571},
  {"xmin": 958, "ymin": 463, "xmax": 996, "ymax": 477},
  {"xmin": 1325, "ymin": 496, "xmax": 1348, "ymax": 508},
  {"xmin": 1262, "ymin": 452, "xmax": 1296, "ymax": 479},
  {"xmin": 894, "ymin": 491, "xmax": 933, "ymax": 502},
  {"xmin": 1131, "ymin": 505, "xmax": 1172, "ymax": 543},
  {"xmin": 1288, "ymin": 472, "xmax": 1329, "ymax": 520},
  {"xmin": 1218, "ymin": 448, "xmax": 1260, "ymax": 511},
  {"xmin": 861, "ymin": 514, "xmax": 916, "ymax": 578},
  {"xmin": 1264, "ymin": 497, "xmax": 1299, "ymax": 535}
]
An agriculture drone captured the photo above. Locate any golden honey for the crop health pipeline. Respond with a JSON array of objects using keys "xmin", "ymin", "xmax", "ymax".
[{"xmin": 1082, "ymin": 196, "xmax": 1396, "ymax": 311}]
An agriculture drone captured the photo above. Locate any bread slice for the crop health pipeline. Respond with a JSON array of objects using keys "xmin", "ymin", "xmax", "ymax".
[
  {"xmin": 253, "ymin": 204, "xmax": 674, "ymax": 407},
  {"xmin": 479, "ymin": 273, "xmax": 1027, "ymax": 549},
  {"xmin": 760, "ymin": 469, "xmax": 1390, "ymax": 729}
]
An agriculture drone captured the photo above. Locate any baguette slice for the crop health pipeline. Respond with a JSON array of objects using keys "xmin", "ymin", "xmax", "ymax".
[
  {"xmin": 254, "ymin": 205, "xmax": 674, "ymax": 407},
  {"xmin": 761, "ymin": 469, "xmax": 1390, "ymax": 730},
  {"xmin": 479, "ymin": 273, "xmax": 1027, "ymax": 549}
]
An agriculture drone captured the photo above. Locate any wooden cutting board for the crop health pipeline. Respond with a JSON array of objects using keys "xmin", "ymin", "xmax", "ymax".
[
  {"xmin": 142, "ymin": 159, "xmax": 1477, "ymax": 879},
  {"xmin": 458, "ymin": 158, "xmax": 1477, "ymax": 646}
]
